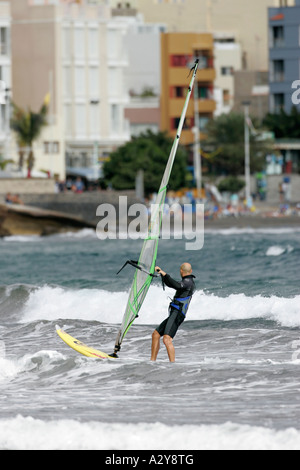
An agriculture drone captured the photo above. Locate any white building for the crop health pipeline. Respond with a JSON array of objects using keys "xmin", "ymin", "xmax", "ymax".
[
  {"xmin": 62, "ymin": 9, "xmax": 131, "ymax": 180},
  {"xmin": 213, "ymin": 34, "xmax": 242, "ymax": 116},
  {"xmin": 123, "ymin": 16, "xmax": 165, "ymax": 137},
  {"xmin": 11, "ymin": 0, "xmax": 131, "ymax": 181},
  {"xmin": 0, "ymin": 1, "xmax": 11, "ymax": 164}
]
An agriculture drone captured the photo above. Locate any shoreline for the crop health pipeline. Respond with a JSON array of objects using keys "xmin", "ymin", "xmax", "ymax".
[
  {"xmin": 1, "ymin": 199, "xmax": 300, "ymax": 237},
  {"xmin": 203, "ymin": 214, "xmax": 300, "ymax": 230}
]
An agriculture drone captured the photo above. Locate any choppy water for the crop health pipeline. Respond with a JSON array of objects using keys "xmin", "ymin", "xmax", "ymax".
[{"xmin": 0, "ymin": 227, "xmax": 300, "ymax": 450}]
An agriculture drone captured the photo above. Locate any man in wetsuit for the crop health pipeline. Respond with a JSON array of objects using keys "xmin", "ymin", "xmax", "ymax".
[{"xmin": 151, "ymin": 262, "xmax": 196, "ymax": 362}]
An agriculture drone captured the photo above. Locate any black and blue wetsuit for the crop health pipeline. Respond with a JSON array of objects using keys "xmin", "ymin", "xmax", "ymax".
[{"xmin": 156, "ymin": 273, "xmax": 196, "ymax": 338}]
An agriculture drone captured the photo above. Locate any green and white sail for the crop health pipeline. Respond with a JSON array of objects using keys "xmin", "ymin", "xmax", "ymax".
[{"xmin": 113, "ymin": 60, "xmax": 199, "ymax": 356}]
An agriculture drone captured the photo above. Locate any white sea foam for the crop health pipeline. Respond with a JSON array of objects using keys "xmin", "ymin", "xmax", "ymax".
[
  {"xmin": 0, "ymin": 357, "xmax": 21, "ymax": 383},
  {"xmin": 265, "ymin": 244, "xmax": 294, "ymax": 256},
  {"xmin": 266, "ymin": 245, "xmax": 285, "ymax": 256},
  {"xmin": 0, "ymin": 415, "xmax": 299, "ymax": 450},
  {"xmin": 2, "ymin": 229, "xmax": 97, "ymax": 242},
  {"xmin": 2, "ymin": 226, "xmax": 300, "ymax": 243},
  {"xmin": 205, "ymin": 227, "xmax": 300, "ymax": 235},
  {"xmin": 0, "ymin": 349, "xmax": 65, "ymax": 384},
  {"xmin": 2, "ymin": 235, "xmax": 41, "ymax": 243},
  {"xmin": 20, "ymin": 285, "xmax": 300, "ymax": 328}
]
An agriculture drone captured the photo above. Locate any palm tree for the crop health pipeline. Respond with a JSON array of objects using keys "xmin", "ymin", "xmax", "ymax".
[{"xmin": 10, "ymin": 94, "xmax": 49, "ymax": 177}]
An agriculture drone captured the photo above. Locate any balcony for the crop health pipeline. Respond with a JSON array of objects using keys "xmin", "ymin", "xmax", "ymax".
[
  {"xmin": 168, "ymin": 129, "xmax": 207, "ymax": 147},
  {"xmin": 169, "ymin": 98, "xmax": 216, "ymax": 116},
  {"xmin": 112, "ymin": 7, "xmax": 137, "ymax": 17},
  {"xmin": 168, "ymin": 67, "xmax": 215, "ymax": 84},
  {"xmin": 198, "ymin": 99, "xmax": 216, "ymax": 113}
]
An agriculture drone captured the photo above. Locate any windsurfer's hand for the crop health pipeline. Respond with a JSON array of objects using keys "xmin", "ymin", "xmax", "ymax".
[{"xmin": 155, "ymin": 266, "xmax": 166, "ymax": 276}]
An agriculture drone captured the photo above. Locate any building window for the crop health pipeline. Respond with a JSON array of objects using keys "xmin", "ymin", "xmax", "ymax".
[
  {"xmin": 171, "ymin": 116, "xmax": 194, "ymax": 130},
  {"xmin": 88, "ymin": 28, "xmax": 99, "ymax": 58},
  {"xmin": 64, "ymin": 104, "xmax": 72, "ymax": 136},
  {"xmin": 194, "ymin": 52, "xmax": 213, "ymax": 68},
  {"xmin": 75, "ymin": 66, "xmax": 86, "ymax": 96},
  {"xmin": 273, "ymin": 93, "xmax": 285, "ymax": 113},
  {"xmin": 223, "ymin": 89, "xmax": 230, "ymax": 105},
  {"xmin": 107, "ymin": 29, "xmax": 122, "ymax": 61},
  {"xmin": 272, "ymin": 26, "xmax": 284, "ymax": 48},
  {"xmin": 198, "ymin": 85, "xmax": 213, "ymax": 99},
  {"xmin": 170, "ymin": 55, "xmax": 192, "ymax": 67},
  {"xmin": 0, "ymin": 104, "xmax": 5, "ymax": 132},
  {"xmin": 89, "ymin": 103, "xmax": 100, "ymax": 136},
  {"xmin": 74, "ymin": 27, "xmax": 85, "ymax": 59},
  {"xmin": 75, "ymin": 104, "xmax": 87, "ymax": 137},
  {"xmin": 272, "ymin": 60, "xmax": 285, "ymax": 82},
  {"xmin": 44, "ymin": 142, "xmax": 60, "ymax": 154},
  {"xmin": 62, "ymin": 27, "xmax": 72, "ymax": 59},
  {"xmin": 199, "ymin": 115, "xmax": 210, "ymax": 130},
  {"xmin": 0, "ymin": 27, "xmax": 8, "ymax": 56},
  {"xmin": 221, "ymin": 66, "xmax": 234, "ymax": 76},
  {"xmin": 174, "ymin": 86, "xmax": 182, "ymax": 98},
  {"xmin": 171, "ymin": 86, "xmax": 189, "ymax": 98},
  {"xmin": 88, "ymin": 66, "xmax": 99, "ymax": 96},
  {"xmin": 63, "ymin": 66, "xmax": 72, "ymax": 97},
  {"xmin": 108, "ymin": 68, "xmax": 121, "ymax": 98},
  {"xmin": 111, "ymin": 104, "xmax": 120, "ymax": 134}
]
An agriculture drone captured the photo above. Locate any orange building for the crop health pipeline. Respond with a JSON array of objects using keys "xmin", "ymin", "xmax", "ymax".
[{"xmin": 161, "ymin": 33, "xmax": 216, "ymax": 147}]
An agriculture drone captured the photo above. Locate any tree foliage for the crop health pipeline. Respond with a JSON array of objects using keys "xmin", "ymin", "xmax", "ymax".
[
  {"xmin": 203, "ymin": 113, "xmax": 271, "ymax": 175},
  {"xmin": 103, "ymin": 130, "xmax": 188, "ymax": 195},
  {"xmin": 217, "ymin": 176, "xmax": 245, "ymax": 194},
  {"xmin": 263, "ymin": 106, "xmax": 300, "ymax": 139}
]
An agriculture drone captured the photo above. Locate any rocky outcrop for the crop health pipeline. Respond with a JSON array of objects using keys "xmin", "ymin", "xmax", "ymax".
[{"xmin": 0, "ymin": 203, "xmax": 96, "ymax": 237}]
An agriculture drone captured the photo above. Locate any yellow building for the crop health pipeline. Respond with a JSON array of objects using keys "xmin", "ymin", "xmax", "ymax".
[{"xmin": 160, "ymin": 32, "xmax": 216, "ymax": 148}]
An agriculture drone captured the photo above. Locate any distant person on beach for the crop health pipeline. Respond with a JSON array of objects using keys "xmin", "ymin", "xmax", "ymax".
[
  {"xmin": 279, "ymin": 182, "xmax": 284, "ymax": 203},
  {"xmin": 151, "ymin": 263, "xmax": 196, "ymax": 363},
  {"xmin": 75, "ymin": 177, "xmax": 84, "ymax": 193},
  {"xmin": 279, "ymin": 177, "xmax": 292, "ymax": 204},
  {"xmin": 5, "ymin": 193, "xmax": 23, "ymax": 205}
]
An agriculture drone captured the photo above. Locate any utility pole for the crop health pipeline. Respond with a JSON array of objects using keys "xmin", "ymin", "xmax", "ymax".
[
  {"xmin": 5, "ymin": 86, "xmax": 11, "ymax": 162},
  {"xmin": 193, "ymin": 79, "xmax": 202, "ymax": 199},
  {"xmin": 243, "ymin": 101, "xmax": 251, "ymax": 203}
]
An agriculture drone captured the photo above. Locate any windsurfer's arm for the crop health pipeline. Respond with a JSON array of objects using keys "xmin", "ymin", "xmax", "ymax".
[
  {"xmin": 155, "ymin": 267, "xmax": 182, "ymax": 290},
  {"xmin": 163, "ymin": 274, "xmax": 182, "ymax": 290}
]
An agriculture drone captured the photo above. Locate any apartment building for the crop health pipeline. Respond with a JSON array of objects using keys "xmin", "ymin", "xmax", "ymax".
[
  {"xmin": 160, "ymin": 32, "xmax": 216, "ymax": 147},
  {"xmin": 268, "ymin": 0, "xmax": 300, "ymax": 113},
  {"xmin": 137, "ymin": 0, "xmax": 295, "ymax": 72},
  {"xmin": 268, "ymin": 0, "xmax": 300, "ymax": 173},
  {"xmin": 10, "ymin": 0, "xmax": 130, "ymax": 180},
  {"xmin": 0, "ymin": 1, "xmax": 11, "ymax": 163},
  {"xmin": 213, "ymin": 34, "xmax": 242, "ymax": 116}
]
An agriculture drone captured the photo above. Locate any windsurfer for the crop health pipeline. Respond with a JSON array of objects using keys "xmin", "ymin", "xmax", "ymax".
[{"xmin": 151, "ymin": 263, "xmax": 196, "ymax": 362}]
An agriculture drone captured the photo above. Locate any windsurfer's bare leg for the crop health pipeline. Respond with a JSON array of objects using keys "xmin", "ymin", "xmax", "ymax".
[
  {"xmin": 151, "ymin": 330, "xmax": 161, "ymax": 361},
  {"xmin": 163, "ymin": 335, "xmax": 175, "ymax": 363}
]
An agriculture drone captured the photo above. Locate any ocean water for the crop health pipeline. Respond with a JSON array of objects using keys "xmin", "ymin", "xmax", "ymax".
[{"xmin": 0, "ymin": 227, "xmax": 300, "ymax": 450}]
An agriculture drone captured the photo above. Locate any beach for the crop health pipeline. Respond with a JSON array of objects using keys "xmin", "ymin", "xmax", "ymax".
[{"xmin": 1, "ymin": 193, "xmax": 299, "ymax": 238}]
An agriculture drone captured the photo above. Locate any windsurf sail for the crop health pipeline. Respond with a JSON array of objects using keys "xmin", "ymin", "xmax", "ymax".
[{"xmin": 112, "ymin": 59, "xmax": 199, "ymax": 357}]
